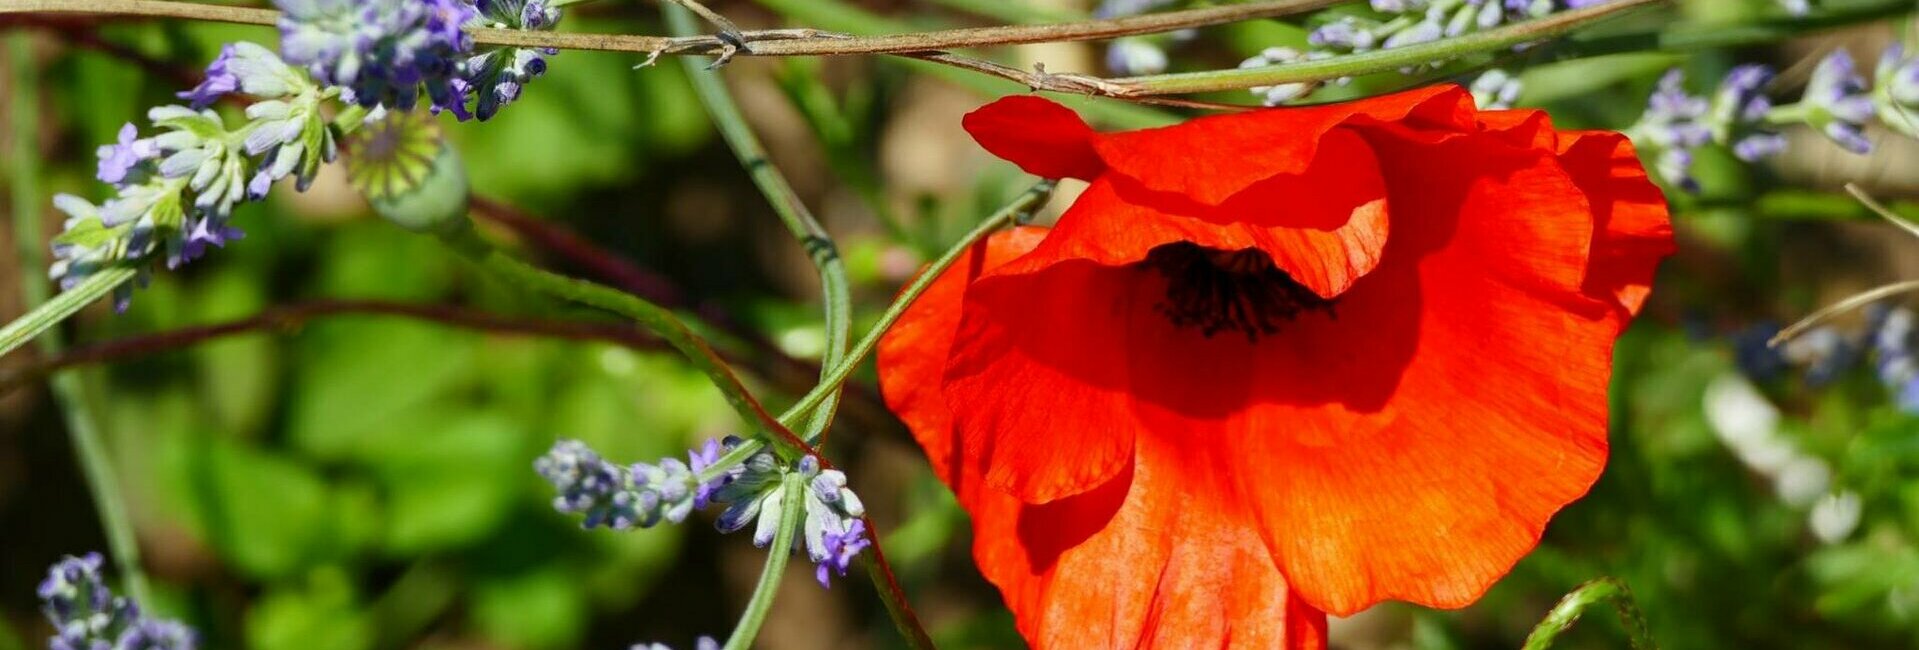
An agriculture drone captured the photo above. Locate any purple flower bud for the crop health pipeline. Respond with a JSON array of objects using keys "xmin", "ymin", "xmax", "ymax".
[
  {"xmin": 1803, "ymin": 49, "xmax": 1876, "ymax": 153},
  {"xmin": 177, "ymin": 45, "xmax": 239, "ymax": 109},
  {"xmin": 814, "ymin": 519, "xmax": 870, "ymax": 588},
  {"xmin": 95, "ymin": 123, "xmax": 159, "ymax": 186}
]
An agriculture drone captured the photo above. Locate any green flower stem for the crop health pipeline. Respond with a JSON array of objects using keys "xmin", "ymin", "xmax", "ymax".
[
  {"xmin": 0, "ymin": 268, "xmax": 138, "ymax": 360},
  {"xmin": 1521, "ymin": 577, "xmax": 1656, "ymax": 650},
  {"xmin": 667, "ymin": 5, "xmax": 852, "ymax": 446},
  {"xmin": 721, "ymin": 472, "xmax": 806, "ymax": 650},
  {"xmin": 1762, "ymin": 102, "xmax": 1814, "ymax": 126},
  {"xmin": 774, "ymin": 180, "xmax": 1053, "ymax": 424},
  {"xmin": 1113, "ymin": 0, "xmax": 1663, "ymax": 96},
  {"xmin": 8, "ymin": 35, "xmax": 151, "ymax": 605},
  {"xmin": 437, "ymin": 224, "xmax": 813, "ymax": 453},
  {"xmin": 779, "ymin": 180, "xmax": 1055, "ymax": 429}
]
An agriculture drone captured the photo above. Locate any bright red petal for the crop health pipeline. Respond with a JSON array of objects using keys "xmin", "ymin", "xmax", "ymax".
[
  {"xmin": 1091, "ymin": 85, "xmax": 1473, "ymax": 205},
  {"xmin": 1214, "ymin": 124, "xmax": 1652, "ymax": 616},
  {"xmin": 878, "ymin": 225, "xmax": 1329, "ymax": 649},
  {"xmin": 943, "ymin": 258, "xmax": 1141, "ymax": 503},
  {"xmin": 982, "ymin": 127, "xmax": 1390, "ymax": 299},
  {"xmin": 1556, "ymin": 131, "xmax": 1675, "ymax": 316},
  {"xmin": 962, "ymin": 96, "xmax": 1105, "ymax": 180},
  {"xmin": 876, "ymin": 226, "xmax": 1050, "ymax": 484},
  {"xmin": 973, "ymin": 431, "xmax": 1329, "ymax": 649}
]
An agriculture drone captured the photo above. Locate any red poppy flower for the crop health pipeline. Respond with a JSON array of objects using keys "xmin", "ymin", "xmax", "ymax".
[{"xmin": 877, "ymin": 85, "xmax": 1672, "ymax": 648}]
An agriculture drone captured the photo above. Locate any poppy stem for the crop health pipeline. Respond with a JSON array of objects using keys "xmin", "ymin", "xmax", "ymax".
[
  {"xmin": 8, "ymin": 35, "xmax": 153, "ymax": 607},
  {"xmin": 721, "ymin": 472, "xmax": 807, "ymax": 650},
  {"xmin": 667, "ymin": 5, "xmax": 854, "ymax": 449},
  {"xmin": 435, "ymin": 223, "xmax": 815, "ymax": 455},
  {"xmin": 779, "ymin": 180, "xmax": 1057, "ymax": 434},
  {"xmin": 1521, "ymin": 577, "xmax": 1656, "ymax": 650}
]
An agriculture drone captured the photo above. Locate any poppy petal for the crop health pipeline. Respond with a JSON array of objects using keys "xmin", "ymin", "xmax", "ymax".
[
  {"xmin": 943, "ymin": 258, "xmax": 1142, "ymax": 503},
  {"xmin": 878, "ymin": 227, "xmax": 1328, "ymax": 649},
  {"xmin": 984, "ymin": 128, "xmax": 1391, "ymax": 299},
  {"xmin": 877, "ymin": 226, "xmax": 1051, "ymax": 485},
  {"xmin": 975, "ymin": 434, "xmax": 1330, "ymax": 649},
  {"xmin": 1091, "ymin": 85, "xmax": 1473, "ymax": 205},
  {"xmin": 962, "ymin": 96, "xmax": 1106, "ymax": 180},
  {"xmin": 1556, "ymin": 131, "xmax": 1675, "ymax": 315},
  {"xmin": 1213, "ymin": 126, "xmax": 1648, "ymax": 616}
]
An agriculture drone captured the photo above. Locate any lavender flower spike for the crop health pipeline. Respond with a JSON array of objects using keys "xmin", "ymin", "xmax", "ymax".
[
  {"xmin": 1873, "ymin": 43, "xmax": 1919, "ymax": 138},
  {"xmin": 275, "ymin": 0, "xmax": 477, "ymax": 113},
  {"xmin": 1800, "ymin": 49, "xmax": 1876, "ymax": 154},
  {"xmin": 38, "ymin": 553, "xmax": 199, "ymax": 650}
]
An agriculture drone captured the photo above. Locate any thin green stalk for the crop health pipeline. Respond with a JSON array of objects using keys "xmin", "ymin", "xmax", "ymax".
[
  {"xmin": 0, "ymin": 268, "xmax": 139, "ymax": 359},
  {"xmin": 721, "ymin": 472, "xmax": 805, "ymax": 650},
  {"xmin": 8, "ymin": 35, "xmax": 150, "ymax": 605},
  {"xmin": 1522, "ymin": 578, "xmax": 1655, "ymax": 650},
  {"xmin": 1115, "ymin": 0, "xmax": 1663, "ymax": 95},
  {"xmin": 780, "ymin": 180, "xmax": 1053, "ymax": 423},
  {"xmin": 436, "ymin": 224, "xmax": 812, "ymax": 453},
  {"xmin": 667, "ymin": 5, "xmax": 852, "ymax": 446}
]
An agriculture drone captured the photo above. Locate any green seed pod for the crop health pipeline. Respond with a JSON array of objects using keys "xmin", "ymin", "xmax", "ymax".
[{"xmin": 344, "ymin": 109, "xmax": 470, "ymax": 234}]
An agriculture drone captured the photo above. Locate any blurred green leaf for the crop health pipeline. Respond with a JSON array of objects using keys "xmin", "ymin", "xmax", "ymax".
[
  {"xmin": 247, "ymin": 567, "xmax": 374, "ymax": 650},
  {"xmin": 364, "ymin": 412, "xmax": 524, "ymax": 554},
  {"xmin": 472, "ymin": 567, "xmax": 589, "ymax": 650}
]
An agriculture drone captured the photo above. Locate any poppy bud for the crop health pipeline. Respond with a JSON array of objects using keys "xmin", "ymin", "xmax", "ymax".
[{"xmin": 344, "ymin": 110, "xmax": 471, "ymax": 234}]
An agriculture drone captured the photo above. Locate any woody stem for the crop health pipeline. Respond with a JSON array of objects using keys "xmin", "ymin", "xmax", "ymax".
[{"xmin": 0, "ymin": 0, "xmax": 1657, "ymax": 98}]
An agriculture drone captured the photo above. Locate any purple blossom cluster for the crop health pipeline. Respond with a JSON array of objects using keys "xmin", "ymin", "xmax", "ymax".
[
  {"xmin": 276, "ymin": 0, "xmax": 476, "ymax": 113},
  {"xmin": 50, "ymin": 44, "xmax": 338, "ymax": 309},
  {"xmin": 273, "ymin": 0, "xmax": 561, "ymax": 121},
  {"xmin": 540, "ymin": 438, "xmax": 873, "ymax": 589},
  {"xmin": 534, "ymin": 438, "xmax": 731, "ymax": 530},
  {"xmin": 39, "ymin": 554, "xmax": 197, "ymax": 650},
  {"xmin": 1237, "ymin": 0, "xmax": 1614, "ymax": 106},
  {"xmin": 1634, "ymin": 45, "xmax": 1919, "ymax": 192}
]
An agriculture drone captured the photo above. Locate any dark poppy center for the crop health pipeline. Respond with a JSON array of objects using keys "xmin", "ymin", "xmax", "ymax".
[{"xmin": 1139, "ymin": 242, "xmax": 1334, "ymax": 342}]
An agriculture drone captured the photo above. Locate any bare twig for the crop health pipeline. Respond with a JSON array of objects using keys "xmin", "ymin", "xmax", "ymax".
[
  {"xmin": 0, "ymin": 0, "xmax": 1340, "ymax": 55},
  {"xmin": 1768, "ymin": 186, "xmax": 1919, "ymax": 347},
  {"xmin": 1, "ymin": 0, "xmax": 1659, "ymax": 100},
  {"xmin": 0, "ymin": 300, "xmax": 682, "ymax": 394}
]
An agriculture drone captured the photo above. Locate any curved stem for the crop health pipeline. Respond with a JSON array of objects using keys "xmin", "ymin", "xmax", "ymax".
[
  {"xmin": 1522, "ymin": 577, "xmax": 1655, "ymax": 650},
  {"xmin": 9, "ymin": 36, "xmax": 150, "ymax": 605},
  {"xmin": 437, "ymin": 224, "xmax": 813, "ymax": 453},
  {"xmin": 0, "ymin": 267, "xmax": 138, "ymax": 360},
  {"xmin": 780, "ymin": 180, "xmax": 1054, "ymax": 425},
  {"xmin": 721, "ymin": 472, "xmax": 806, "ymax": 650},
  {"xmin": 667, "ymin": 6, "xmax": 852, "ymax": 445}
]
